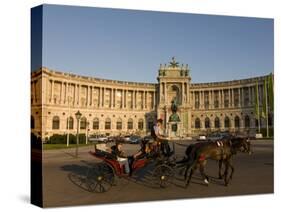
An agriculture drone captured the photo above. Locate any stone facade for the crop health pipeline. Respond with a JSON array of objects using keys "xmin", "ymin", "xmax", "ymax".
[{"xmin": 31, "ymin": 59, "xmax": 273, "ymax": 140}]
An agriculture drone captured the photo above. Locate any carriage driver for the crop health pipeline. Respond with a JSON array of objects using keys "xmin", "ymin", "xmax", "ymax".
[
  {"xmin": 151, "ymin": 118, "xmax": 171, "ymax": 156},
  {"xmin": 111, "ymin": 142, "xmax": 130, "ymax": 174}
]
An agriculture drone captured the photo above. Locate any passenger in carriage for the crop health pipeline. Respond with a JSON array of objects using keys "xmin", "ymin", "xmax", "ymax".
[
  {"xmin": 111, "ymin": 142, "xmax": 130, "ymax": 174},
  {"xmin": 133, "ymin": 138, "xmax": 154, "ymax": 160}
]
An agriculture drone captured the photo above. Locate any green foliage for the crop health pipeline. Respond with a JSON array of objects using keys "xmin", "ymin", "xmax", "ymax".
[
  {"xmin": 258, "ymin": 128, "xmax": 274, "ymax": 138},
  {"xmin": 46, "ymin": 133, "xmax": 86, "ymax": 144}
]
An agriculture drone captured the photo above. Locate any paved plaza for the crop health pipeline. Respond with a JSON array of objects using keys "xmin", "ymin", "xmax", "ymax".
[{"xmin": 42, "ymin": 139, "xmax": 273, "ymax": 207}]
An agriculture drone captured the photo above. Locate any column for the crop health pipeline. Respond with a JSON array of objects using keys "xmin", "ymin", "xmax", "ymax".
[
  {"xmin": 181, "ymin": 83, "xmax": 184, "ymax": 104},
  {"xmin": 113, "ymin": 88, "xmax": 116, "ymax": 108},
  {"xmin": 65, "ymin": 82, "xmax": 68, "ymax": 104},
  {"xmin": 238, "ymin": 87, "xmax": 241, "ymax": 107},
  {"xmin": 64, "ymin": 82, "xmax": 67, "ymax": 104},
  {"xmin": 192, "ymin": 92, "xmax": 194, "ymax": 109},
  {"xmin": 50, "ymin": 80, "xmax": 54, "ymax": 103},
  {"xmin": 218, "ymin": 90, "xmax": 221, "ymax": 108},
  {"xmin": 135, "ymin": 90, "xmax": 138, "ymax": 109},
  {"xmin": 208, "ymin": 90, "xmax": 211, "ymax": 109},
  {"xmin": 63, "ymin": 82, "xmax": 67, "ymax": 104},
  {"xmin": 72, "ymin": 83, "xmax": 75, "ymax": 105},
  {"xmin": 110, "ymin": 88, "xmax": 113, "ymax": 108},
  {"xmin": 59, "ymin": 82, "xmax": 63, "ymax": 104},
  {"xmin": 99, "ymin": 87, "xmax": 102, "ymax": 108},
  {"xmin": 90, "ymin": 86, "xmax": 93, "ymax": 106},
  {"xmin": 221, "ymin": 90, "xmax": 225, "ymax": 108},
  {"xmin": 77, "ymin": 84, "xmax": 80, "ymax": 106},
  {"xmin": 202, "ymin": 91, "xmax": 205, "ymax": 109},
  {"xmin": 212, "ymin": 90, "xmax": 215, "ymax": 109},
  {"xmin": 231, "ymin": 89, "xmax": 234, "ymax": 107},
  {"xmin": 228, "ymin": 88, "xmax": 231, "ymax": 107},
  {"xmin": 241, "ymin": 87, "xmax": 244, "ymax": 107},
  {"xmin": 248, "ymin": 86, "xmax": 252, "ymax": 106},
  {"xmin": 124, "ymin": 90, "xmax": 127, "ymax": 108},
  {"xmin": 122, "ymin": 90, "xmax": 124, "ymax": 109},
  {"xmin": 153, "ymin": 91, "xmax": 156, "ymax": 109},
  {"xmin": 164, "ymin": 83, "xmax": 167, "ymax": 103},
  {"xmin": 185, "ymin": 83, "xmax": 188, "ymax": 103},
  {"xmin": 101, "ymin": 87, "xmax": 103, "ymax": 107},
  {"xmin": 145, "ymin": 91, "xmax": 147, "ymax": 109},
  {"xmin": 198, "ymin": 91, "xmax": 201, "ymax": 109}
]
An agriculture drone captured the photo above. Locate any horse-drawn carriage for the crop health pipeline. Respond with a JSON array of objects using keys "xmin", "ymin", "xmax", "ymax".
[
  {"xmin": 85, "ymin": 140, "xmax": 178, "ymax": 193},
  {"xmin": 83, "ymin": 136, "xmax": 252, "ymax": 193}
]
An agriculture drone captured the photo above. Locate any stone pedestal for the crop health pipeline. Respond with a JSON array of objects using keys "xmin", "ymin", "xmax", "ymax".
[{"xmin": 167, "ymin": 121, "xmax": 182, "ymax": 138}]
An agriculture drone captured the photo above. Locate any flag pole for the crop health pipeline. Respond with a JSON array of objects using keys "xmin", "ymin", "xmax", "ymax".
[
  {"xmin": 265, "ymin": 78, "xmax": 269, "ymax": 137},
  {"xmin": 257, "ymin": 82, "xmax": 260, "ymax": 133}
]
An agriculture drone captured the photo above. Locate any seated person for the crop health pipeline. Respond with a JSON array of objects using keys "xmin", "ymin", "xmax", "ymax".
[
  {"xmin": 133, "ymin": 139, "xmax": 153, "ymax": 160},
  {"xmin": 111, "ymin": 142, "xmax": 130, "ymax": 174}
]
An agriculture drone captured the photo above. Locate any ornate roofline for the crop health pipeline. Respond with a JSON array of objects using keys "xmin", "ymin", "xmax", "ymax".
[{"xmin": 31, "ymin": 66, "xmax": 272, "ymax": 89}]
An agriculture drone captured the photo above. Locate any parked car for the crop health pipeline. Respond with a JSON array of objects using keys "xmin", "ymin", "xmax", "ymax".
[
  {"xmin": 207, "ymin": 133, "xmax": 224, "ymax": 141},
  {"xmin": 196, "ymin": 134, "xmax": 207, "ymax": 141},
  {"xmin": 123, "ymin": 135, "xmax": 131, "ymax": 143},
  {"xmin": 88, "ymin": 135, "xmax": 108, "ymax": 143},
  {"xmin": 129, "ymin": 135, "xmax": 142, "ymax": 144}
]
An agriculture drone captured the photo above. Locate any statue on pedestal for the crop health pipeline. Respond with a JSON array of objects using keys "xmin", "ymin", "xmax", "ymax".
[{"xmin": 169, "ymin": 98, "xmax": 180, "ymax": 122}]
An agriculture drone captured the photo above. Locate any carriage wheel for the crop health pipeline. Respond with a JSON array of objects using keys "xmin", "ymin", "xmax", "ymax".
[
  {"xmin": 152, "ymin": 164, "xmax": 174, "ymax": 188},
  {"xmin": 86, "ymin": 163, "xmax": 114, "ymax": 193}
]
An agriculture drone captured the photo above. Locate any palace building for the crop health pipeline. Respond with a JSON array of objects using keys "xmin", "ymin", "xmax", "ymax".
[{"xmin": 31, "ymin": 58, "xmax": 273, "ymax": 141}]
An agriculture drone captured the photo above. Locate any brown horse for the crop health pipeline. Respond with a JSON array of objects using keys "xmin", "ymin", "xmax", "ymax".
[{"xmin": 183, "ymin": 137, "xmax": 252, "ymax": 187}]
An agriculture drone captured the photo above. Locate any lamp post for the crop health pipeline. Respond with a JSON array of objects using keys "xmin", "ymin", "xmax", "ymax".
[
  {"xmin": 86, "ymin": 121, "xmax": 90, "ymax": 145},
  {"xmin": 75, "ymin": 110, "xmax": 82, "ymax": 158}
]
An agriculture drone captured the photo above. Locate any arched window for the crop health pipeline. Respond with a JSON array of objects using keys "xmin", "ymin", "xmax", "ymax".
[
  {"xmin": 138, "ymin": 119, "xmax": 144, "ymax": 130},
  {"xmin": 195, "ymin": 118, "xmax": 201, "ymax": 129},
  {"xmin": 235, "ymin": 116, "xmax": 240, "ymax": 128},
  {"xmin": 205, "ymin": 117, "xmax": 210, "ymax": 129},
  {"xmin": 214, "ymin": 117, "xmax": 220, "ymax": 129},
  {"xmin": 67, "ymin": 117, "xmax": 74, "ymax": 130},
  {"xmin": 80, "ymin": 117, "xmax": 87, "ymax": 129},
  {"xmin": 116, "ymin": 118, "xmax": 122, "ymax": 130},
  {"xmin": 127, "ymin": 118, "xmax": 133, "ymax": 130},
  {"xmin": 31, "ymin": 116, "xmax": 35, "ymax": 129},
  {"xmin": 52, "ymin": 116, "xmax": 60, "ymax": 130},
  {"xmin": 244, "ymin": 115, "xmax": 250, "ymax": 128},
  {"xmin": 105, "ymin": 118, "xmax": 111, "ymax": 130},
  {"xmin": 93, "ymin": 118, "xmax": 99, "ymax": 130},
  {"xmin": 224, "ymin": 116, "xmax": 230, "ymax": 128}
]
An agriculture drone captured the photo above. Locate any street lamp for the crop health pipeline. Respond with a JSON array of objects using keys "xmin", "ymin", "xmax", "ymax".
[
  {"xmin": 75, "ymin": 110, "xmax": 82, "ymax": 158},
  {"xmin": 86, "ymin": 121, "xmax": 90, "ymax": 145}
]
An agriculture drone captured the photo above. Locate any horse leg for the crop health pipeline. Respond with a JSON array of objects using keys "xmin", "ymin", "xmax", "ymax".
[
  {"xmin": 199, "ymin": 161, "xmax": 209, "ymax": 185},
  {"xmin": 218, "ymin": 159, "xmax": 223, "ymax": 179},
  {"xmin": 228, "ymin": 158, "xmax": 234, "ymax": 181},
  {"xmin": 223, "ymin": 160, "xmax": 230, "ymax": 186},
  {"xmin": 185, "ymin": 165, "xmax": 195, "ymax": 188}
]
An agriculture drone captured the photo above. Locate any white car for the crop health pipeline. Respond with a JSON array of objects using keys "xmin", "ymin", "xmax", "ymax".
[
  {"xmin": 197, "ymin": 135, "xmax": 207, "ymax": 141},
  {"xmin": 88, "ymin": 135, "xmax": 108, "ymax": 143}
]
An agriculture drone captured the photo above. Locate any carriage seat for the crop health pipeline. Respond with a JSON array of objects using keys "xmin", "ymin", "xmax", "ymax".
[
  {"xmin": 95, "ymin": 143, "xmax": 108, "ymax": 151},
  {"xmin": 94, "ymin": 143, "xmax": 116, "ymax": 160}
]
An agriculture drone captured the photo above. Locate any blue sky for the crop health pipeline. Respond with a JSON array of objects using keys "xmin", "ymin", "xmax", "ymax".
[{"xmin": 38, "ymin": 4, "xmax": 274, "ymax": 83}]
